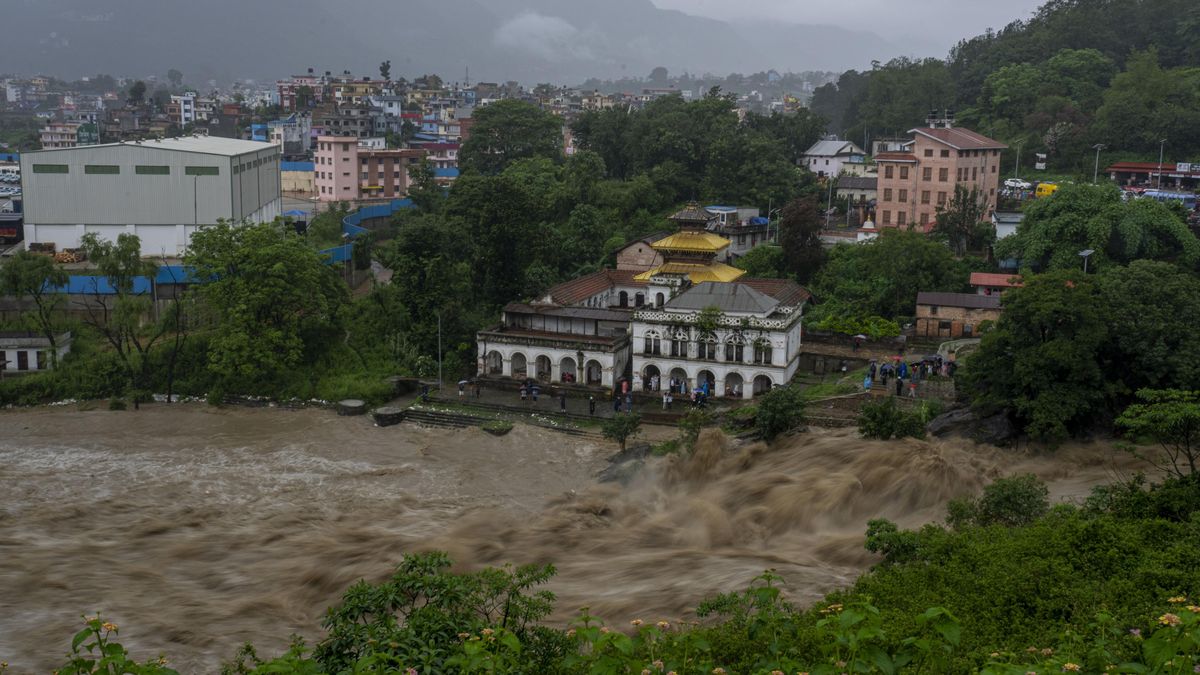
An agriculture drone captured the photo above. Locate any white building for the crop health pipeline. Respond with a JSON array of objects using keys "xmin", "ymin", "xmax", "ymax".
[
  {"xmin": 630, "ymin": 280, "xmax": 808, "ymax": 399},
  {"xmin": 0, "ymin": 331, "xmax": 72, "ymax": 373},
  {"xmin": 992, "ymin": 211, "xmax": 1024, "ymax": 240},
  {"xmin": 802, "ymin": 138, "xmax": 867, "ymax": 178},
  {"xmin": 171, "ymin": 92, "xmax": 198, "ymax": 125},
  {"xmin": 20, "ymin": 136, "xmax": 282, "ymax": 256}
]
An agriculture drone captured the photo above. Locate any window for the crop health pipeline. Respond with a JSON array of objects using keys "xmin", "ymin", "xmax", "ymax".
[
  {"xmin": 185, "ymin": 166, "xmax": 219, "ymax": 176},
  {"xmin": 361, "ymin": 158, "xmax": 369, "ymax": 165},
  {"xmin": 900, "ymin": 166, "xmax": 909, "ymax": 179},
  {"xmin": 937, "ymin": 191, "xmax": 947, "ymax": 204},
  {"xmin": 938, "ymin": 320, "xmax": 952, "ymax": 331},
  {"xmin": 724, "ymin": 340, "xmax": 744, "ymax": 363},
  {"xmin": 698, "ymin": 338, "xmax": 717, "ymax": 361},
  {"xmin": 992, "ymin": 164, "xmax": 997, "ymax": 173},
  {"xmin": 136, "ymin": 165, "xmax": 170, "ymax": 175},
  {"xmin": 972, "ymin": 167, "xmax": 978, "ymax": 180},
  {"xmin": 884, "ymin": 165, "xmax": 894, "ymax": 179},
  {"xmin": 898, "ymin": 211, "xmax": 908, "ymax": 225},
  {"xmin": 84, "ymin": 165, "xmax": 120, "ymax": 174},
  {"xmin": 883, "ymin": 188, "xmax": 893, "ymax": 201},
  {"xmin": 361, "ymin": 172, "xmax": 368, "ymax": 179},
  {"xmin": 753, "ymin": 340, "xmax": 773, "ymax": 365},
  {"xmin": 920, "ymin": 212, "xmax": 929, "ymax": 225},
  {"xmin": 342, "ymin": 172, "xmax": 349, "ymax": 177},
  {"xmin": 924, "ymin": 149, "xmax": 933, "ymax": 157},
  {"xmin": 921, "ymin": 190, "xmax": 930, "ymax": 204},
  {"xmin": 32, "ymin": 164, "xmax": 68, "ymax": 174},
  {"xmin": 670, "ymin": 328, "xmax": 689, "ymax": 357},
  {"xmin": 643, "ymin": 332, "xmax": 662, "ymax": 356},
  {"xmin": 940, "ymin": 149, "xmax": 950, "ymax": 158},
  {"xmin": 939, "ymin": 167, "xmax": 948, "ymax": 182},
  {"xmin": 882, "ymin": 210, "xmax": 891, "ymax": 224},
  {"xmin": 233, "ymin": 165, "xmax": 241, "ymax": 174},
  {"xmin": 342, "ymin": 143, "xmax": 349, "ymax": 151},
  {"xmin": 923, "ymin": 167, "xmax": 932, "ymax": 181},
  {"xmin": 930, "ymin": 306, "xmax": 939, "ymax": 316},
  {"xmin": 899, "ymin": 189, "xmax": 908, "ymax": 203}
]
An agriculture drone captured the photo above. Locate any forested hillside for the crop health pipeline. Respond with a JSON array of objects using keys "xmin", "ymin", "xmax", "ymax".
[{"xmin": 810, "ymin": 0, "xmax": 1200, "ymax": 171}]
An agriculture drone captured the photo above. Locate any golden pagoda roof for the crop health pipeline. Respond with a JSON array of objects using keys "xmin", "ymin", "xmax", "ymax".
[
  {"xmin": 634, "ymin": 262, "xmax": 746, "ymax": 283},
  {"xmin": 651, "ymin": 230, "xmax": 731, "ymax": 253}
]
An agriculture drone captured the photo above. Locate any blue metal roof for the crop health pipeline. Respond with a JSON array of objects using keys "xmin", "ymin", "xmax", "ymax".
[
  {"xmin": 283, "ymin": 209, "xmax": 309, "ymax": 217},
  {"xmin": 433, "ymin": 167, "xmax": 459, "ymax": 178},
  {"xmin": 0, "ymin": 153, "xmax": 17, "ymax": 162},
  {"xmin": 281, "ymin": 161, "xmax": 314, "ymax": 172}
]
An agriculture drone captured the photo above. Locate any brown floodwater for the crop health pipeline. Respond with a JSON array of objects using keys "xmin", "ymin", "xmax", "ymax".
[{"xmin": 0, "ymin": 404, "xmax": 1140, "ymax": 673}]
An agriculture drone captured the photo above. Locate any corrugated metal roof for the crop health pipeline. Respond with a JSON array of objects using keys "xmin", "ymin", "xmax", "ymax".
[
  {"xmin": 633, "ymin": 262, "xmax": 746, "ymax": 283},
  {"xmin": 28, "ymin": 136, "xmax": 277, "ymax": 157},
  {"xmin": 916, "ymin": 292, "xmax": 1002, "ymax": 309},
  {"xmin": 652, "ymin": 231, "xmax": 731, "ymax": 253},
  {"xmin": 970, "ymin": 273, "xmax": 1023, "ymax": 288},
  {"xmin": 433, "ymin": 167, "xmax": 459, "ymax": 178},
  {"xmin": 803, "ymin": 139, "xmax": 864, "ymax": 157},
  {"xmin": 281, "ymin": 161, "xmax": 314, "ymax": 172},
  {"xmin": 666, "ymin": 281, "xmax": 779, "ymax": 314},
  {"xmin": 836, "ymin": 176, "xmax": 877, "ymax": 190},
  {"xmin": 909, "ymin": 127, "xmax": 1007, "ymax": 151},
  {"xmin": 504, "ymin": 303, "xmax": 630, "ymax": 321}
]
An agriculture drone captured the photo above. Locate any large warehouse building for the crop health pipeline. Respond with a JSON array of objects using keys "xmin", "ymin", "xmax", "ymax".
[{"xmin": 19, "ymin": 136, "xmax": 282, "ymax": 256}]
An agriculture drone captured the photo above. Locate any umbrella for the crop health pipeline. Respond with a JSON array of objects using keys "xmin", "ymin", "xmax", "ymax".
[
  {"xmin": 458, "ymin": 379, "xmax": 469, "ymax": 385},
  {"xmin": 853, "ymin": 334, "xmax": 868, "ymax": 340}
]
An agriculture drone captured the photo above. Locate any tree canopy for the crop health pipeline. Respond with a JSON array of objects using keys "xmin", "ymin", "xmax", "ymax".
[{"xmin": 459, "ymin": 99, "xmax": 564, "ymax": 175}]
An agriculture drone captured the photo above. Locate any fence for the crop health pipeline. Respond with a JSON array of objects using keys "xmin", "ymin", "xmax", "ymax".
[{"xmin": 316, "ymin": 198, "xmax": 414, "ymax": 264}]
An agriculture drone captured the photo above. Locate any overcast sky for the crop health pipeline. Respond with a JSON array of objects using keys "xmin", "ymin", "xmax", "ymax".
[{"xmin": 654, "ymin": 0, "xmax": 1047, "ymax": 56}]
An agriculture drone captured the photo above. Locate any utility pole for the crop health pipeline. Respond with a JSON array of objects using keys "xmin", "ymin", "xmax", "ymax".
[
  {"xmin": 1092, "ymin": 144, "xmax": 1106, "ymax": 185},
  {"xmin": 1157, "ymin": 138, "xmax": 1167, "ymax": 189},
  {"xmin": 825, "ymin": 176, "xmax": 833, "ymax": 229},
  {"xmin": 437, "ymin": 312, "xmax": 443, "ymax": 390},
  {"xmin": 1013, "ymin": 140, "xmax": 1024, "ymax": 180}
]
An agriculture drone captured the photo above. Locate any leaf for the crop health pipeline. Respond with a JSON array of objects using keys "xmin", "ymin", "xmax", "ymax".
[{"xmin": 72, "ymin": 627, "xmax": 92, "ymax": 651}]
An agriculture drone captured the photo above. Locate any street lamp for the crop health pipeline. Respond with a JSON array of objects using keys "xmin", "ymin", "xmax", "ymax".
[
  {"xmin": 1156, "ymin": 138, "xmax": 1167, "ymax": 189},
  {"xmin": 1091, "ymin": 144, "xmax": 1106, "ymax": 185},
  {"xmin": 1079, "ymin": 248, "xmax": 1094, "ymax": 274}
]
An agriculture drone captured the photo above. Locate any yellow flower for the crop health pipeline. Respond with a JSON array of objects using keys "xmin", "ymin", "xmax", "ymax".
[
  {"xmin": 712, "ymin": 669, "xmax": 727, "ymax": 675},
  {"xmin": 657, "ymin": 620, "xmax": 670, "ymax": 630},
  {"xmin": 631, "ymin": 619, "xmax": 644, "ymax": 627},
  {"xmin": 1159, "ymin": 613, "xmax": 1182, "ymax": 626},
  {"xmin": 1041, "ymin": 648, "xmax": 1054, "ymax": 657},
  {"xmin": 156, "ymin": 657, "xmax": 168, "ymax": 666},
  {"xmin": 771, "ymin": 671, "xmax": 785, "ymax": 675},
  {"xmin": 1186, "ymin": 605, "xmax": 1200, "ymax": 613},
  {"xmin": 1063, "ymin": 663, "xmax": 1081, "ymax": 672},
  {"xmin": 481, "ymin": 628, "xmax": 494, "ymax": 636},
  {"xmin": 652, "ymin": 660, "xmax": 664, "ymax": 670},
  {"xmin": 101, "ymin": 622, "xmax": 118, "ymax": 633},
  {"xmin": 990, "ymin": 652, "xmax": 1001, "ymax": 658},
  {"xmin": 600, "ymin": 626, "xmax": 610, "ymax": 634},
  {"xmin": 457, "ymin": 633, "xmax": 470, "ymax": 640},
  {"xmin": 642, "ymin": 670, "xmax": 651, "ymax": 675},
  {"xmin": 1168, "ymin": 596, "xmax": 1187, "ymax": 604}
]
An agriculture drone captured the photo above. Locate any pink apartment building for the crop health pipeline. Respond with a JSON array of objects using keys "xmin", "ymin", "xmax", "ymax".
[
  {"xmin": 874, "ymin": 118, "xmax": 1006, "ymax": 233},
  {"xmin": 314, "ymin": 135, "xmax": 427, "ymax": 202}
]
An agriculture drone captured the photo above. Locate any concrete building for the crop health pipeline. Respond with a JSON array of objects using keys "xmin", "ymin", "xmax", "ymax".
[
  {"xmin": 914, "ymin": 292, "xmax": 1001, "ymax": 339},
  {"xmin": 281, "ymin": 161, "xmax": 315, "ymax": 193},
  {"xmin": 801, "ymin": 138, "xmax": 866, "ymax": 178},
  {"xmin": 314, "ymin": 135, "xmax": 426, "ymax": 202},
  {"xmin": 992, "ymin": 210, "xmax": 1024, "ymax": 240},
  {"xmin": 875, "ymin": 114, "xmax": 1006, "ymax": 233},
  {"xmin": 170, "ymin": 92, "xmax": 198, "ymax": 125},
  {"xmin": 969, "ymin": 272, "xmax": 1022, "ymax": 296},
  {"xmin": 0, "ymin": 331, "xmax": 72, "ymax": 373},
  {"xmin": 39, "ymin": 121, "xmax": 82, "ymax": 149},
  {"xmin": 615, "ymin": 233, "xmax": 668, "ymax": 272},
  {"xmin": 20, "ymin": 136, "xmax": 281, "ymax": 256}
]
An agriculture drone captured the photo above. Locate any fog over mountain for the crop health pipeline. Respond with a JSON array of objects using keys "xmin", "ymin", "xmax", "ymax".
[{"xmin": 6, "ymin": 0, "xmax": 909, "ymax": 84}]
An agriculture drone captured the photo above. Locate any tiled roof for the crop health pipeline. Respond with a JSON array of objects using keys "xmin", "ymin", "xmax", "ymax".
[
  {"xmin": 546, "ymin": 269, "xmax": 646, "ymax": 305},
  {"xmin": 874, "ymin": 152, "xmax": 917, "ymax": 162},
  {"xmin": 739, "ymin": 278, "xmax": 812, "ymax": 306},
  {"xmin": 836, "ymin": 176, "xmax": 877, "ymax": 190},
  {"xmin": 970, "ymin": 273, "xmax": 1023, "ymax": 288},
  {"xmin": 909, "ymin": 126, "xmax": 1007, "ymax": 151},
  {"xmin": 666, "ymin": 282, "xmax": 779, "ymax": 313},
  {"xmin": 668, "ymin": 201, "xmax": 716, "ymax": 225},
  {"xmin": 618, "ymin": 231, "xmax": 669, "ymax": 250},
  {"xmin": 634, "ymin": 262, "xmax": 746, "ymax": 283},
  {"xmin": 916, "ymin": 292, "xmax": 1002, "ymax": 309}
]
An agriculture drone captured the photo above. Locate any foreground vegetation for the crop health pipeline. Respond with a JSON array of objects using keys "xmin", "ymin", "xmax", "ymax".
[{"xmin": 41, "ymin": 471, "xmax": 1200, "ymax": 675}]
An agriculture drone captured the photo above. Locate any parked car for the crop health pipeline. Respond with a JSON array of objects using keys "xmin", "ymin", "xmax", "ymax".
[{"xmin": 1004, "ymin": 178, "xmax": 1032, "ymax": 189}]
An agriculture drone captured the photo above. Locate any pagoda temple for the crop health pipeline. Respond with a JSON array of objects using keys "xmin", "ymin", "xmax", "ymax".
[{"xmin": 633, "ymin": 202, "xmax": 745, "ymax": 289}]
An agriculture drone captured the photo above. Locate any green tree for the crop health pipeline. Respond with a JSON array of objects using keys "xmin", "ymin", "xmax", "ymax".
[
  {"xmin": 0, "ymin": 250, "xmax": 69, "ymax": 367},
  {"xmin": 166, "ymin": 69, "xmax": 183, "ymax": 88},
  {"xmin": 931, "ymin": 184, "xmax": 991, "ymax": 256},
  {"xmin": 406, "ymin": 159, "xmax": 444, "ymax": 213},
  {"xmin": 306, "ymin": 202, "xmax": 350, "ymax": 249},
  {"xmin": 965, "ymin": 270, "xmax": 1111, "ymax": 442},
  {"xmin": 945, "ymin": 474, "xmax": 1050, "ymax": 529},
  {"xmin": 812, "ymin": 229, "xmax": 967, "ymax": 320},
  {"xmin": 733, "ymin": 245, "xmax": 786, "ymax": 278},
  {"xmin": 1117, "ymin": 389, "xmax": 1200, "ymax": 478},
  {"xmin": 378, "ymin": 60, "xmax": 391, "ymax": 81},
  {"xmin": 602, "ymin": 412, "xmax": 643, "ymax": 451},
  {"xmin": 776, "ymin": 195, "xmax": 825, "ymax": 284},
  {"xmin": 858, "ymin": 397, "xmax": 927, "ymax": 440},
  {"xmin": 185, "ymin": 220, "xmax": 347, "ymax": 391},
  {"xmin": 78, "ymin": 233, "xmax": 166, "ymax": 406},
  {"xmin": 127, "ymin": 80, "xmax": 146, "ymax": 105},
  {"xmin": 755, "ymin": 384, "xmax": 805, "ymax": 441},
  {"xmin": 459, "ymin": 100, "xmax": 563, "ymax": 175},
  {"xmin": 295, "ymin": 85, "xmax": 314, "ymax": 109}
]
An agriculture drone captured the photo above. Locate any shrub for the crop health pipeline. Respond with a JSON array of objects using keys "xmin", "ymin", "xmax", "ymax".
[
  {"xmin": 678, "ymin": 408, "xmax": 713, "ymax": 448},
  {"xmin": 946, "ymin": 474, "xmax": 1049, "ymax": 529},
  {"xmin": 858, "ymin": 397, "xmax": 926, "ymax": 439},
  {"xmin": 107, "ymin": 398, "xmax": 127, "ymax": 411},
  {"xmin": 482, "ymin": 420, "xmax": 513, "ymax": 436},
  {"xmin": 601, "ymin": 412, "xmax": 642, "ymax": 451},
  {"xmin": 755, "ymin": 384, "xmax": 805, "ymax": 441}
]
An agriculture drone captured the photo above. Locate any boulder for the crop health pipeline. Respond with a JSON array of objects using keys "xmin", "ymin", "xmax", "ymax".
[
  {"xmin": 337, "ymin": 399, "xmax": 367, "ymax": 416},
  {"xmin": 372, "ymin": 406, "xmax": 406, "ymax": 427},
  {"xmin": 927, "ymin": 407, "xmax": 1017, "ymax": 446}
]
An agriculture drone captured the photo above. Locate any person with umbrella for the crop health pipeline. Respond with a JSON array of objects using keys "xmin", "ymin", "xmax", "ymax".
[
  {"xmin": 852, "ymin": 334, "xmax": 867, "ymax": 351},
  {"xmin": 458, "ymin": 380, "xmax": 467, "ymax": 397}
]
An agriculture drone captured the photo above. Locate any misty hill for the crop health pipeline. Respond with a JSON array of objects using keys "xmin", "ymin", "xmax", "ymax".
[{"xmin": 5, "ymin": 0, "xmax": 900, "ymax": 85}]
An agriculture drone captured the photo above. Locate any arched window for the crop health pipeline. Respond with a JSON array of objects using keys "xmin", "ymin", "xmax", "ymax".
[
  {"xmin": 670, "ymin": 326, "xmax": 689, "ymax": 358},
  {"xmin": 724, "ymin": 333, "xmax": 745, "ymax": 363},
  {"xmin": 753, "ymin": 338, "xmax": 773, "ymax": 365},
  {"xmin": 697, "ymin": 331, "xmax": 718, "ymax": 361},
  {"xmin": 618, "ymin": 291, "xmax": 628, "ymax": 307},
  {"xmin": 643, "ymin": 330, "xmax": 662, "ymax": 356},
  {"xmin": 635, "ymin": 293, "xmax": 644, "ymax": 306},
  {"xmin": 655, "ymin": 292, "xmax": 665, "ymax": 307}
]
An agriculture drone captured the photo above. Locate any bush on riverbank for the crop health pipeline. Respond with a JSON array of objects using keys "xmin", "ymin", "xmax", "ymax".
[{"xmin": 48, "ymin": 473, "xmax": 1200, "ymax": 674}]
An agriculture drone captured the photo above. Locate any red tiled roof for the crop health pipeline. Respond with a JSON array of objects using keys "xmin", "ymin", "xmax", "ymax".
[
  {"xmin": 874, "ymin": 152, "xmax": 917, "ymax": 162},
  {"xmin": 909, "ymin": 126, "xmax": 1007, "ymax": 151},
  {"xmin": 546, "ymin": 269, "xmax": 646, "ymax": 305},
  {"xmin": 970, "ymin": 272, "xmax": 1023, "ymax": 288},
  {"xmin": 739, "ymin": 278, "xmax": 812, "ymax": 307}
]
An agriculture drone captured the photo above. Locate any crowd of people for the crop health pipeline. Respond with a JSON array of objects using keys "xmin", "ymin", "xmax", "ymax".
[{"xmin": 862, "ymin": 355, "xmax": 956, "ymax": 398}]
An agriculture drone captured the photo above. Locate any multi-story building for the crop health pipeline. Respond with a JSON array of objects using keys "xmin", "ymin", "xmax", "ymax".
[
  {"xmin": 39, "ymin": 121, "xmax": 82, "ymax": 149},
  {"xmin": 20, "ymin": 136, "xmax": 281, "ymax": 256},
  {"xmin": 170, "ymin": 92, "xmax": 198, "ymax": 124},
  {"xmin": 314, "ymin": 135, "xmax": 427, "ymax": 202},
  {"xmin": 475, "ymin": 204, "xmax": 810, "ymax": 399},
  {"xmin": 277, "ymin": 72, "xmax": 327, "ymax": 112},
  {"xmin": 801, "ymin": 138, "xmax": 867, "ymax": 178},
  {"xmin": 875, "ymin": 113, "xmax": 1006, "ymax": 232}
]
